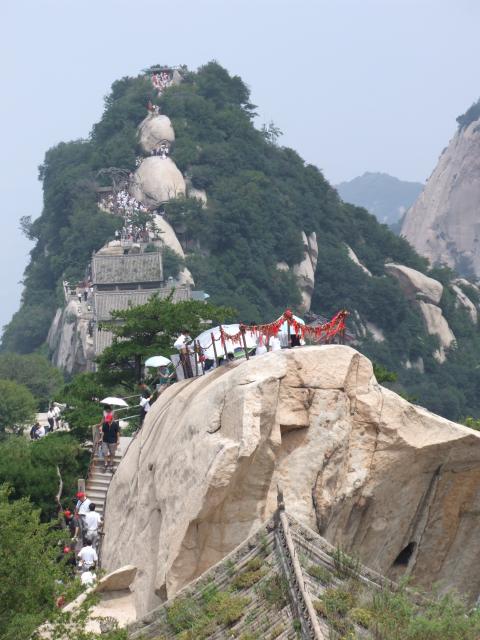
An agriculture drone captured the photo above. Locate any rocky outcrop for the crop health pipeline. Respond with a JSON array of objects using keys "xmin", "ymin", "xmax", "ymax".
[
  {"xmin": 385, "ymin": 263, "xmax": 454, "ymax": 361},
  {"xmin": 385, "ymin": 263, "xmax": 443, "ymax": 304},
  {"xmin": 346, "ymin": 244, "xmax": 372, "ymax": 276},
  {"xmin": 154, "ymin": 215, "xmax": 194, "ymax": 286},
  {"xmin": 138, "ymin": 114, "xmax": 175, "ymax": 154},
  {"xmin": 417, "ymin": 301, "xmax": 456, "ymax": 363},
  {"xmin": 452, "ymin": 283, "xmax": 477, "ymax": 323},
  {"xmin": 47, "ymin": 300, "xmax": 94, "ymax": 374},
  {"xmin": 401, "ymin": 117, "xmax": 480, "ymax": 277},
  {"xmin": 130, "ymin": 157, "xmax": 186, "ymax": 208},
  {"xmin": 292, "ymin": 231, "xmax": 318, "ymax": 311},
  {"xmin": 102, "ymin": 346, "xmax": 480, "ymax": 615},
  {"xmin": 185, "ymin": 177, "xmax": 207, "ymax": 206}
]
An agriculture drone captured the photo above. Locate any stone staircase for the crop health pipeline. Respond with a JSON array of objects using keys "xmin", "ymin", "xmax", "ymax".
[{"xmin": 85, "ymin": 436, "xmax": 132, "ymax": 520}]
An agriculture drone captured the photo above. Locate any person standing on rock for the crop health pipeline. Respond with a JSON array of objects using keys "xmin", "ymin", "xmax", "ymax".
[
  {"xmin": 47, "ymin": 405, "xmax": 55, "ymax": 432},
  {"xmin": 101, "ymin": 413, "xmax": 120, "ymax": 472},
  {"xmin": 138, "ymin": 382, "xmax": 152, "ymax": 426}
]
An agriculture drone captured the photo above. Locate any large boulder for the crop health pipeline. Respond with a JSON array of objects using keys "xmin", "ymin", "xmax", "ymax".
[
  {"xmin": 417, "ymin": 301, "xmax": 456, "ymax": 362},
  {"xmin": 452, "ymin": 283, "xmax": 477, "ymax": 323},
  {"xmin": 102, "ymin": 346, "xmax": 480, "ymax": 616},
  {"xmin": 138, "ymin": 114, "xmax": 175, "ymax": 154},
  {"xmin": 130, "ymin": 157, "xmax": 186, "ymax": 208},
  {"xmin": 385, "ymin": 263, "xmax": 443, "ymax": 304}
]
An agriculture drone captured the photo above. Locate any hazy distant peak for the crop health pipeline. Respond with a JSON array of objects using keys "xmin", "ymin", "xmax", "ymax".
[{"xmin": 336, "ymin": 172, "xmax": 423, "ymax": 227}]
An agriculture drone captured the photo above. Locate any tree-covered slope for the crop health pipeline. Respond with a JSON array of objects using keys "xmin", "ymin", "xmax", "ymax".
[{"xmin": 4, "ymin": 62, "xmax": 480, "ymax": 421}]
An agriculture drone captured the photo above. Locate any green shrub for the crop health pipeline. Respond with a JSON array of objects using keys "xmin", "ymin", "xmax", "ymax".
[
  {"xmin": 350, "ymin": 606, "xmax": 374, "ymax": 629},
  {"xmin": 257, "ymin": 573, "xmax": 289, "ymax": 610},
  {"xmin": 321, "ymin": 587, "xmax": 357, "ymax": 616},
  {"xmin": 269, "ymin": 622, "xmax": 285, "ymax": 639},
  {"xmin": 306, "ymin": 563, "xmax": 332, "ymax": 584},
  {"xmin": 332, "ymin": 547, "xmax": 360, "ymax": 579}
]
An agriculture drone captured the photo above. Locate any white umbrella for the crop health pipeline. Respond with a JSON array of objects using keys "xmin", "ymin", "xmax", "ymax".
[
  {"xmin": 195, "ymin": 324, "xmax": 257, "ymax": 360},
  {"xmin": 145, "ymin": 355, "xmax": 172, "ymax": 368},
  {"xmin": 100, "ymin": 396, "xmax": 128, "ymax": 407}
]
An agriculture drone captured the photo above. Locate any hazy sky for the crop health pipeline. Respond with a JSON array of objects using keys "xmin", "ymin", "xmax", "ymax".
[{"xmin": 1, "ymin": 0, "xmax": 480, "ymax": 330}]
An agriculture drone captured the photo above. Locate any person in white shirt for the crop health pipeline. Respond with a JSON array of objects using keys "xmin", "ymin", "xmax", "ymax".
[
  {"xmin": 173, "ymin": 331, "xmax": 192, "ymax": 351},
  {"xmin": 53, "ymin": 404, "xmax": 62, "ymax": 429},
  {"xmin": 256, "ymin": 334, "xmax": 268, "ymax": 356},
  {"xmin": 47, "ymin": 406, "xmax": 55, "ymax": 432},
  {"xmin": 80, "ymin": 570, "xmax": 96, "ymax": 587},
  {"xmin": 74, "ymin": 492, "xmax": 91, "ymax": 540},
  {"xmin": 78, "ymin": 540, "xmax": 98, "ymax": 571},
  {"xmin": 84, "ymin": 503, "xmax": 102, "ymax": 549},
  {"xmin": 174, "ymin": 330, "xmax": 193, "ymax": 378},
  {"xmin": 270, "ymin": 336, "xmax": 282, "ymax": 351},
  {"xmin": 36, "ymin": 424, "xmax": 46, "ymax": 438}
]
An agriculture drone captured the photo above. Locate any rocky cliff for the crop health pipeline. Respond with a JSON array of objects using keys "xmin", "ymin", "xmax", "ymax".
[
  {"xmin": 102, "ymin": 346, "xmax": 480, "ymax": 616},
  {"xmin": 401, "ymin": 113, "xmax": 480, "ymax": 277},
  {"xmin": 47, "ymin": 300, "xmax": 94, "ymax": 375}
]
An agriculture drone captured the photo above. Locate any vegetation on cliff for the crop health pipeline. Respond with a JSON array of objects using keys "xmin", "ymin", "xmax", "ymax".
[
  {"xmin": 456, "ymin": 97, "xmax": 480, "ymax": 129},
  {"xmin": 4, "ymin": 62, "xmax": 480, "ymax": 421}
]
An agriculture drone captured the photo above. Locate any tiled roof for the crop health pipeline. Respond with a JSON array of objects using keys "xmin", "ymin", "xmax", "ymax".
[
  {"xmin": 92, "ymin": 252, "xmax": 163, "ymax": 285},
  {"xmin": 93, "ymin": 287, "xmax": 191, "ymax": 357},
  {"xmin": 93, "ymin": 288, "xmax": 191, "ymax": 322}
]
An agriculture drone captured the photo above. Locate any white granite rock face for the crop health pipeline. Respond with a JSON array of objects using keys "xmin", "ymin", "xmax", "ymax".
[
  {"xmin": 417, "ymin": 301, "xmax": 456, "ymax": 363},
  {"xmin": 451, "ymin": 284, "xmax": 477, "ymax": 323},
  {"xmin": 102, "ymin": 346, "xmax": 480, "ymax": 615},
  {"xmin": 385, "ymin": 263, "xmax": 455, "ymax": 362},
  {"xmin": 385, "ymin": 263, "xmax": 443, "ymax": 304},
  {"xmin": 401, "ymin": 118, "xmax": 480, "ymax": 277},
  {"xmin": 131, "ymin": 157, "xmax": 186, "ymax": 208},
  {"xmin": 346, "ymin": 244, "xmax": 372, "ymax": 276},
  {"xmin": 138, "ymin": 114, "xmax": 175, "ymax": 154},
  {"xmin": 293, "ymin": 231, "xmax": 318, "ymax": 311},
  {"xmin": 47, "ymin": 300, "xmax": 94, "ymax": 374},
  {"xmin": 385, "ymin": 263, "xmax": 455, "ymax": 361},
  {"xmin": 154, "ymin": 215, "xmax": 194, "ymax": 287}
]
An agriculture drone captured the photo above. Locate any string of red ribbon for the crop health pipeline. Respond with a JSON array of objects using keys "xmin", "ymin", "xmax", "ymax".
[{"xmin": 213, "ymin": 309, "xmax": 349, "ymax": 348}]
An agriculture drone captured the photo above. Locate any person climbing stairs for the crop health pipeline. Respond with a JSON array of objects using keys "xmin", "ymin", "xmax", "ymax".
[{"xmin": 85, "ymin": 436, "xmax": 131, "ymax": 521}]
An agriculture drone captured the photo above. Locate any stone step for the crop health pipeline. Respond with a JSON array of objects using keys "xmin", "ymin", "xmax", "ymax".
[
  {"xmin": 86, "ymin": 485, "xmax": 109, "ymax": 497},
  {"xmin": 88, "ymin": 472, "xmax": 112, "ymax": 483},
  {"xmin": 87, "ymin": 491, "xmax": 107, "ymax": 504}
]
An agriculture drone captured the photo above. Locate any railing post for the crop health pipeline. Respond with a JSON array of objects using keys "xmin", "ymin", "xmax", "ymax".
[
  {"xmin": 219, "ymin": 325, "xmax": 229, "ymax": 360},
  {"xmin": 211, "ymin": 333, "xmax": 218, "ymax": 365},
  {"xmin": 240, "ymin": 326, "xmax": 250, "ymax": 360}
]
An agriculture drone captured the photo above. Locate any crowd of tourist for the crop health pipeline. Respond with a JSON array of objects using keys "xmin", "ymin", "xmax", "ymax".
[
  {"xmin": 151, "ymin": 71, "xmax": 172, "ymax": 94},
  {"xmin": 100, "ymin": 189, "xmax": 149, "ymax": 218},
  {"xmin": 151, "ymin": 142, "xmax": 169, "ymax": 158},
  {"xmin": 30, "ymin": 404, "xmax": 63, "ymax": 439}
]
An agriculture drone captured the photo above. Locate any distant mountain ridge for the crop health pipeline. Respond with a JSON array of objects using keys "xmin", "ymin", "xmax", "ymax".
[{"xmin": 337, "ymin": 172, "xmax": 423, "ymax": 227}]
